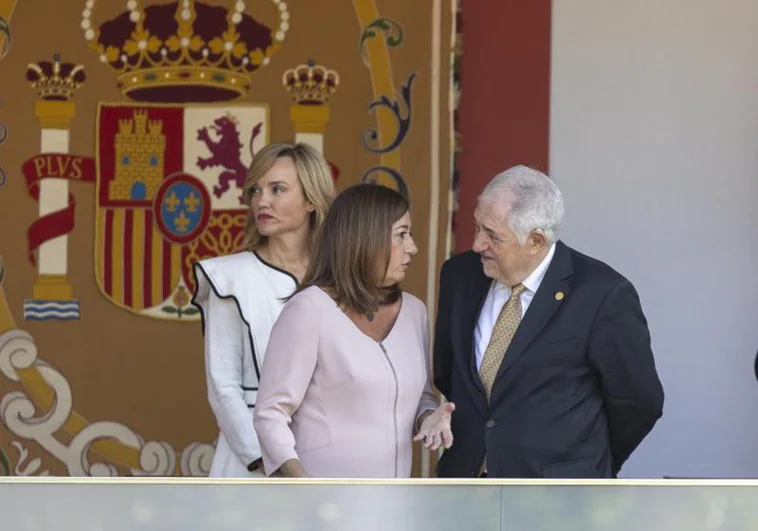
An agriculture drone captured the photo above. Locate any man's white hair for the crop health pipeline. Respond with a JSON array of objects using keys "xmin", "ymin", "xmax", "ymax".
[{"xmin": 479, "ymin": 165, "xmax": 564, "ymax": 246}]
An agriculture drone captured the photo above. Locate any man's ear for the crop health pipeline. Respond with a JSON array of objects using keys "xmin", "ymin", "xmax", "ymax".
[{"xmin": 528, "ymin": 230, "xmax": 547, "ymax": 253}]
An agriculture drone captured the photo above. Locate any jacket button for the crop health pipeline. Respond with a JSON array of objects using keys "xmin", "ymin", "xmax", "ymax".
[{"xmin": 485, "ymin": 420, "xmax": 496, "ymax": 428}]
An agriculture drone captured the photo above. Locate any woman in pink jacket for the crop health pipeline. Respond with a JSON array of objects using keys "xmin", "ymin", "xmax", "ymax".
[{"xmin": 254, "ymin": 183, "xmax": 455, "ymax": 478}]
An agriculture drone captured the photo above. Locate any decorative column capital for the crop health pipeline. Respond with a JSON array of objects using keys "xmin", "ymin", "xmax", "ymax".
[
  {"xmin": 288, "ymin": 105, "xmax": 330, "ymax": 134},
  {"xmin": 34, "ymin": 100, "xmax": 76, "ymax": 130}
]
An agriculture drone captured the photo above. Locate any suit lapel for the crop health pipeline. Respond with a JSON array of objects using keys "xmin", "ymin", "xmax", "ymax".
[
  {"xmin": 495, "ymin": 241, "xmax": 574, "ymax": 380},
  {"xmin": 457, "ymin": 258, "xmax": 490, "ymax": 414}
]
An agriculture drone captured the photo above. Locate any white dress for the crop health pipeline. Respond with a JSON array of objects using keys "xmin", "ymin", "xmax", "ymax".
[{"xmin": 192, "ymin": 251, "xmax": 297, "ymax": 477}]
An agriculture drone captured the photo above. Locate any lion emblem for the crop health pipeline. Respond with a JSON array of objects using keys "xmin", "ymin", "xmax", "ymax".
[{"xmin": 196, "ymin": 113, "xmax": 262, "ymax": 204}]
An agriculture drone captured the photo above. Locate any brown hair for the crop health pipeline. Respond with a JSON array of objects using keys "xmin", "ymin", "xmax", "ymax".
[
  {"xmin": 297, "ymin": 183, "xmax": 410, "ymax": 316},
  {"xmin": 240, "ymin": 142, "xmax": 335, "ymax": 252}
]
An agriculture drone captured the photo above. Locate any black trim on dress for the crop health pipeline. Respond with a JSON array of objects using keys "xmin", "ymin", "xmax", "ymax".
[
  {"xmin": 252, "ymin": 250, "xmax": 300, "ymax": 287},
  {"xmin": 190, "ymin": 262, "xmax": 262, "ymax": 381}
]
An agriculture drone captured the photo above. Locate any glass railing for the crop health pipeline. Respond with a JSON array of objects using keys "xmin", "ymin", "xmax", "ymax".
[{"xmin": 2, "ymin": 477, "xmax": 757, "ymax": 530}]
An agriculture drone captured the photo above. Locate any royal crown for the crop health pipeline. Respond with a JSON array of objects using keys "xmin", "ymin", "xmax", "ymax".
[
  {"xmin": 26, "ymin": 55, "xmax": 87, "ymax": 101},
  {"xmin": 81, "ymin": 0, "xmax": 289, "ymax": 103},
  {"xmin": 282, "ymin": 60, "xmax": 339, "ymax": 105}
]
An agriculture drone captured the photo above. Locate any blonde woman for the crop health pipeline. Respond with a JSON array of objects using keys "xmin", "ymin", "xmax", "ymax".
[{"xmin": 191, "ymin": 142, "xmax": 335, "ymax": 477}]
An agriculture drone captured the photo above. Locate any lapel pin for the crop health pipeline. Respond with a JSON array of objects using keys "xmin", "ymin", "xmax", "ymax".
[{"xmin": 555, "ymin": 291, "xmax": 564, "ymax": 301}]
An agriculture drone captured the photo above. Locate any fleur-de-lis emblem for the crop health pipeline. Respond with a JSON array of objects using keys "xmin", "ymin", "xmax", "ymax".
[
  {"xmin": 184, "ymin": 191, "xmax": 200, "ymax": 213},
  {"xmin": 164, "ymin": 191, "xmax": 180, "ymax": 212},
  {"xmin": 174, "ymin": 211, "xmax": 190, "ymax": 232}
]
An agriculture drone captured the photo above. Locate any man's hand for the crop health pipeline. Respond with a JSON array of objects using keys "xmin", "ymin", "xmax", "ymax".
[{"xmin": 413, "ymin": 402, "xmax": 455, "ymax": 451}]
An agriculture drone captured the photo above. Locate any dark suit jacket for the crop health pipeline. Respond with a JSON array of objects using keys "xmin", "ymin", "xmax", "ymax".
[{"xmin": 433, "ymin": 241, "xmax": 664, "ymax": 478}]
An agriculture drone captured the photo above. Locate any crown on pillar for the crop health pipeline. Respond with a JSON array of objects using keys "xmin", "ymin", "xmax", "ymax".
[
  {"xmin": 26, "ymin": 55, "xmax": 86, "ymax": 101},
  {"xmin": 282, "ymin": 59, "xmax": 339, "ymax": 105},
  {"xmin": 81, "ymin": 0, "xmax": 290, "ymax": 103}
]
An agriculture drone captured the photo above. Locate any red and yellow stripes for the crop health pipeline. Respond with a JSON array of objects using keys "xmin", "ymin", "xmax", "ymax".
[{"xmin": 98, "ymin": 208, "xmax": 181, "ymax": 311}]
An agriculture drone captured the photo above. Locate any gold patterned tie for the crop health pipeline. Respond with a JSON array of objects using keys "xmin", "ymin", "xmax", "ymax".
[{"xmin": 479, "ymin": 283, "xmax": 526, "ymax": 399}]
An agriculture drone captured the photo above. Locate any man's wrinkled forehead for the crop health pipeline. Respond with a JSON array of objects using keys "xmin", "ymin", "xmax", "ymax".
[{"xmin": 476, "ymin": 193, "xmax": 511, "ymax": 226}]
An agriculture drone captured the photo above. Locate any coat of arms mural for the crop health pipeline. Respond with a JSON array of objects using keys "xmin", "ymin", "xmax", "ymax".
[{"xmin": 0, "ymin": 0, "xmax": 453, "ymax": 476}]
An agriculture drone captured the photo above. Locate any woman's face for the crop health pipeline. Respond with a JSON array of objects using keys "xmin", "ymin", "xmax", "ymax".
[
  {"xmin": 381, "ymin": 211, "xmax": 418, "ymax": 287},
  {"xmin": 249, "ymin": 157, "xmax": 314, "ymax": 240}
]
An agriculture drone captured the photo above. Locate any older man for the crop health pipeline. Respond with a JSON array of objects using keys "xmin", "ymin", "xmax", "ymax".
[{"xmin": 433, "ymin": 165, "xmax": 664, "ymax": 478}]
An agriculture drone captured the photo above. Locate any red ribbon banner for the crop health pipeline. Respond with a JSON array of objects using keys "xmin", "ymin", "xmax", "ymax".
[{"xmin": 22, "ymin": 153, "xmax": 96, "ymax": 266}]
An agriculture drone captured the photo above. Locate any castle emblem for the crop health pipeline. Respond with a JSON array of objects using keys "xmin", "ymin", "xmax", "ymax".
[{"xmin": 110, "ymin": 110, "xmax": 166, "ymax": 201}]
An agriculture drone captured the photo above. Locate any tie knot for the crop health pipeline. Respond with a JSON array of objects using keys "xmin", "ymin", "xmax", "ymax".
[{"xmin": 511, "ymin": 283, "xmax": 526, "ymax": 298}]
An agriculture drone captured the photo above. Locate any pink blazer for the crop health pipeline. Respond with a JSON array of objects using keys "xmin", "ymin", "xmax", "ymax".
[{"xmin": 253, "ymin": 286, "xmax": 439, "ymax": 478}]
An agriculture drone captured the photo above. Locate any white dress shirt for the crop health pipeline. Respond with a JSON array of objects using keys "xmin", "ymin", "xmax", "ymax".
[{"xmin": 474, "ymin": 243, "xmax": 556, "ymax": 371}]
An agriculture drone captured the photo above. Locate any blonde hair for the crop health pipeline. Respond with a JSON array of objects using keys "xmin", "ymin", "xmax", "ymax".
[{"xmin": 241, "ymin": 142, "xmax": 335, "ymax": 252}]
